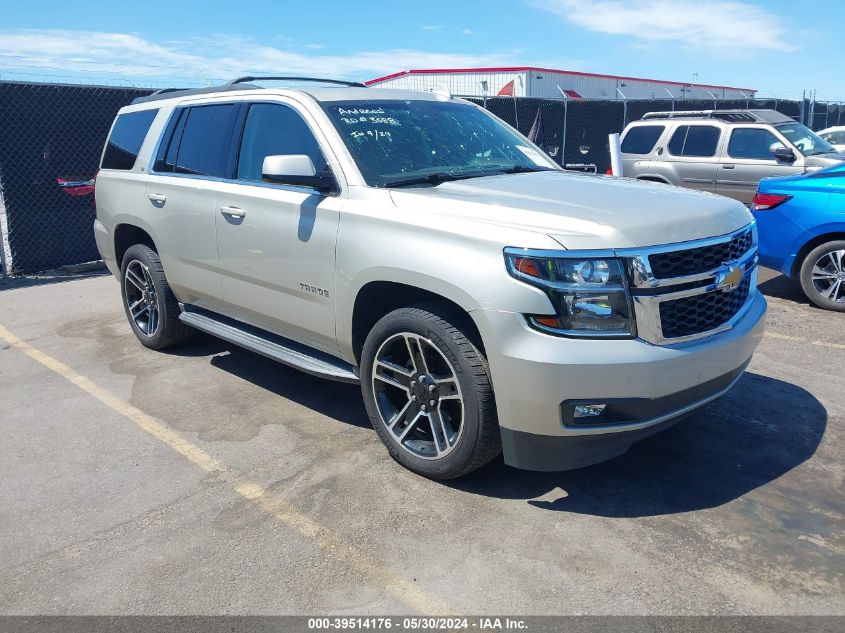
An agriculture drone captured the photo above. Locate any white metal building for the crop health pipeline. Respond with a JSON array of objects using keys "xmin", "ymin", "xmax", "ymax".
[{"xmin": 364, "ymin": 67, "xmax": 756, "ymax": 101}]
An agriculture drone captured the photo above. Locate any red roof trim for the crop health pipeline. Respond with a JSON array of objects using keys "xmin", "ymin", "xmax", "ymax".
[{"xmin": 364, "ymin": 67, "xmax": 755, "ymax": 93}]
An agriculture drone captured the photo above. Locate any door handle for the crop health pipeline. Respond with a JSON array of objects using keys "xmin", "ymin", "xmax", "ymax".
[
  {"xmin": 148, "ymin": 193, "xmax": 167, "ymax": 203},
  {"xmin": 722, "ymin": 164, "xmax": 735, "ymax": 170},
  {"xmin": 220, "ymin": 206, "xmax": 246, "ymax": 219}
]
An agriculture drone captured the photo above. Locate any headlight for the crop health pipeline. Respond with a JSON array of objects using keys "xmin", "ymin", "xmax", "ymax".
[{"xmin": 505, "ymin": 250, "xmax": 635, "ymax": 338}]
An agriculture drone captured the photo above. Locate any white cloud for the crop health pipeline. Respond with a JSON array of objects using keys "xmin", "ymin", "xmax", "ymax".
[
  {"xmin": 532, "ymin": 0, "xmax": 797, "ymax": 52},
  {"xmin": 0, "ymin": 29, "xmax": 521, "ymax": 85},
  {"xmin": 304, "ymin": 43, "xmax": 324, "ymax": 50},
  {"xmin": 421, "ymin": 25, "xmax": 443, "ymax": 31},
  {"xmin": 461, "ymin": 29, "xmax": 474, "ymax": 35}
]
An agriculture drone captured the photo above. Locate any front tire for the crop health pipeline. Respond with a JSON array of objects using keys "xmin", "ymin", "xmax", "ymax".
[
  {"xmin": 799, "ymin": 240, "xmax": 845, "ymax": 312},
  {"xmin": 360, "ymin": 304, "xmax": 501, "ymax": 480},
  {"xmin": 120, "ymin": 244, "xmax": 193, "ymax": 349}
]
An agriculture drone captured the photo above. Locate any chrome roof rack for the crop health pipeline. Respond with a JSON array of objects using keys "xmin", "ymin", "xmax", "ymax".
[
  {"xmin": 132, "ymin": 76, "xmax": 365, "ymax": 105},
  {"xmin": 226, "ymin": 76, "xmax": 366, "ymax": 88},
  {"xmin": 641, "ymin": 109, "xmax": 793, "ymax": 124}
]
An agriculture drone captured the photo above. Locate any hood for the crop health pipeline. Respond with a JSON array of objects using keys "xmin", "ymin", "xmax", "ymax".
[
  {"xmin": 760, "ymin": 160, "xmax": 845, "ymax": 191},
  {"xmin": 389, "ymin": 171, "xmax": 752, "ymax": 250},
  {"xmin": 805, "ymin": 152, "xmax": 845, "ymax": 168}
]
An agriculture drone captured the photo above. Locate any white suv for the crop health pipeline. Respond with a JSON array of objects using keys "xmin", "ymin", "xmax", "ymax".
[{"xmin": 94, "ymin": 77, "xmax": 766, "ymax": 479}]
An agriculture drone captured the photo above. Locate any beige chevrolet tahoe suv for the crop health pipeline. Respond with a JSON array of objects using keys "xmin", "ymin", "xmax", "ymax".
[
  {"xmin": 621, "ymin": 109, "xmax": 844, "ymax": 204},
  {"xmin": 94, "ymin": 77, "xmax": 766, "ymax": 479}
]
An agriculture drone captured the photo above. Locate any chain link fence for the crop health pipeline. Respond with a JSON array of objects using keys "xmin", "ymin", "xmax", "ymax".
[
  {"xmin": 467, "ymin": 96, "xmax": 841, "ymax": 175},
  {"xmin": 0, "ymin": 80, "xmax": 842, "ymax": 276},
  {"xmin": 0, "ymin": 82, "xmax": 152, "ymax": 276}
]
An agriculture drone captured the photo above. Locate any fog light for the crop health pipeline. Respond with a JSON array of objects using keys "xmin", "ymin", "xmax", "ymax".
[{"xmin": 574, "ymin": 404, "xmax": 607, "ymax": 418}]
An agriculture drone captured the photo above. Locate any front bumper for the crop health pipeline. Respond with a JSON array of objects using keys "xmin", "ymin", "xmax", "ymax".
[{"xmin": 473, "ymin": 289, "xmax": 767, "ymax": 471}]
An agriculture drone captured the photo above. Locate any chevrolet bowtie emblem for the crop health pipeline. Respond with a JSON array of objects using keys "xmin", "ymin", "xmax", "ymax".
[{"xmin": 715, "ymin": 264, "xmax": 743, "ymax": 292}]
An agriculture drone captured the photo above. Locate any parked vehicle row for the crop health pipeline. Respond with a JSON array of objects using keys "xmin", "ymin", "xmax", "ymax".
[{"xmin": 94, "ymin": 77, "xmax": 765, "ymax": 479}]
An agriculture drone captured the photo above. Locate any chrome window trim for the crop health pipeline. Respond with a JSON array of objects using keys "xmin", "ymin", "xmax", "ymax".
[
  {"xmin": 146, "ymin": 99, "xmax": 346, "ymax": 197},
  {"xmin": 143, "ymin": 169, "xmax": 341, "ymax": 198}
]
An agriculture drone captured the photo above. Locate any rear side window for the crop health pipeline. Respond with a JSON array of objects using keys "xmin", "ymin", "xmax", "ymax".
[
  {"xmin": 101, "ymin": 109, "xmax": 158, "ymax": 170},
  {"xmin": 621, "ymin": 125, "xmax": 664, "ymax": 154},
  {"xmin": 727, "ymin": 128, "xmax": 783, "ymax": 160},
  {"xmin": 667, "ymin": 125, "xmax": 721, "ymax": 157},
  {"xmin": 173, "ymin": 104, "xmax": 238, "ymax": 178},
  {"xmin": 236, "ymin": 103, "xmax": 329, "ymax": 182}
]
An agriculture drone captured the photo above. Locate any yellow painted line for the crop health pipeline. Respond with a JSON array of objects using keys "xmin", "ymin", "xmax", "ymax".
[
  {"xmin": 766, "ymin": 330, "xmax": 845, "ymax": 350},
  {"xmin": 0, "ymin": 323, "xmax": 451, "ymax": 615}
]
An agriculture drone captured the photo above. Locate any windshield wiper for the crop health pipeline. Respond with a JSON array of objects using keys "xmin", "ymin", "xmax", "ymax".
[
  {"xmin": 383, "ymin": 171, "xmax": 492, "ymax": 188},
  {"xmin": 496, "ymin": 165, "xmax": 554, "ymax": 174},
  {"xmin": 383, "ymin": 165, "xmax": 555, "ymax": 188}
]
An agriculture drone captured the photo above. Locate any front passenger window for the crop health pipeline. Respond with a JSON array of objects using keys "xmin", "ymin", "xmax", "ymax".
[
  {"xmin": 727, "ymin": 128, "xmax": 783, "ymax": 160},
  {"xmin": 237, "ymin": 104, "xmax": 329, "ymax": 182}
]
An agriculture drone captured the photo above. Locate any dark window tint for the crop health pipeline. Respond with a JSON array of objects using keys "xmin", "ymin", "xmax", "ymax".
[
  {"xmin": 727, "ymin": 128, "xmax": 783, "ymax": 160},
  {"xmin": 237, "ymin": 103, "xmax": 328, "ymax": 182},
  {"xmin": 101, "ymin": 109, "xmax": 158, "ymax": 170},
  {"xmin": 667, "ymin": 125, "xmax": 721, "ymax": 157},
  {"xmin": 621, "ymin": 125, "xmax": 664, "ymax": 154},
  {"xmin": 175, "ymin": 104, "xmax": 238, "ymax": 177}
]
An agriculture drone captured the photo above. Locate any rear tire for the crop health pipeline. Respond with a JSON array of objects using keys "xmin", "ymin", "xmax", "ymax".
[
  {"xmin": 360, "ymin": 304, "xmax": 501, "ymax": 480},
  {"xmin": 120, "ymin": 244, "xmax": 193, "ymax": 349},
  {"xmin": 799, "ymin": 240, "xmax": 845, "ymax": 312}
]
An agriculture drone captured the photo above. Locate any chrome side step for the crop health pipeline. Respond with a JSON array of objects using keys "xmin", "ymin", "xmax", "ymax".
[{"xmin": 179, "ymin": 307, "xmax": 359, "ymax": 384}]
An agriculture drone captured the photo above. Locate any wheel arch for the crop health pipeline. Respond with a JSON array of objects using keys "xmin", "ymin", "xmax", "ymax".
[
  {"xmin": 348, "ymin": 279, "xmax": 484, "ymax": 365},
  {"xmin": 792, "ymin": 230, "xmax": 845, "ymax": 276},
  {"xmin": 635, "ymin": 175, "xmax": 671, "ymax": 184},
  {"xmin": 114, "ymin": 223, "xmax": 158, "ymax": 267}
]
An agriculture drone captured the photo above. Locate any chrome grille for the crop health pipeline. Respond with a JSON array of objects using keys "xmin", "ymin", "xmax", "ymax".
[
  {"xmin": 659, "ymin": 277, "xmax": 751, "ymax": 339},
  {"xmin": 622, "ymin": 224, "xmax": 758, "ymax": 345},
  {"xmin": 648, "ymin": 227, "xmax": 754, "ymax": 279}
]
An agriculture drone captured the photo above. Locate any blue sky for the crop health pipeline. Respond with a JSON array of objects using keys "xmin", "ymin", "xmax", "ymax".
[{"xmin": 0, "ymin": 0, "xmax": 840, "ymax": 100}]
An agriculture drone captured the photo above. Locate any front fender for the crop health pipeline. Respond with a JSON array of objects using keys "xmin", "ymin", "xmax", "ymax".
[{"xmin": 334, "ymin": 206, "xmax": 559, "ymax": 362}]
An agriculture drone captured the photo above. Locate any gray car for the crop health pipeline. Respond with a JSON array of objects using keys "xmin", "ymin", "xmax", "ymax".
[{"xmin": 620, "ymin": 109, "xmax": 844, "ymax": 204}]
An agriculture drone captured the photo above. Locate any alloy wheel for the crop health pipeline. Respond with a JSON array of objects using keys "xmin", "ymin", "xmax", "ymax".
[
  {"xmin": 124, "ymin": 260, "xmax": 160, "ymax": 336},
  {"xmin": 811, "ymin": 249, "xmax": 845, "ymax": 303},
  {"xmin": 371, "ymin": 332, "xmax": 464, "ymax": 460}
]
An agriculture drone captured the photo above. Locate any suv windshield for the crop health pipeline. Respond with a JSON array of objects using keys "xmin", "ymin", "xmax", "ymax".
[
  {"xmin": 776, "ymin": 123, "xmax": 835, "ymax": 156},
  {"xmin": 322, "ymin": 100, "xmax": 557, "ymax": 187}
]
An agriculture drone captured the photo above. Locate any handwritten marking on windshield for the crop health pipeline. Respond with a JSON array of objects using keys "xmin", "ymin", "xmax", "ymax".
[{"xmin": 351, "ymin": 130, "xmax": 393, "ymax": 141}]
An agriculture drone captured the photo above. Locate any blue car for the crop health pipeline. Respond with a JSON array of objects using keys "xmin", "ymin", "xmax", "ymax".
[{"xmin": 752, "ymin": 163, "xmax": 845, "ymax": 311}]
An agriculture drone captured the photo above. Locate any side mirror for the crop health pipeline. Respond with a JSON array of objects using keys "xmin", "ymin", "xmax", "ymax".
[
  {"xmin": 773, "ymin": 146, "xmax": 796, "ymax": 162},
  {"xmin": 262, "ymin": 154, "xmax": 335, "ymax": 193}
]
